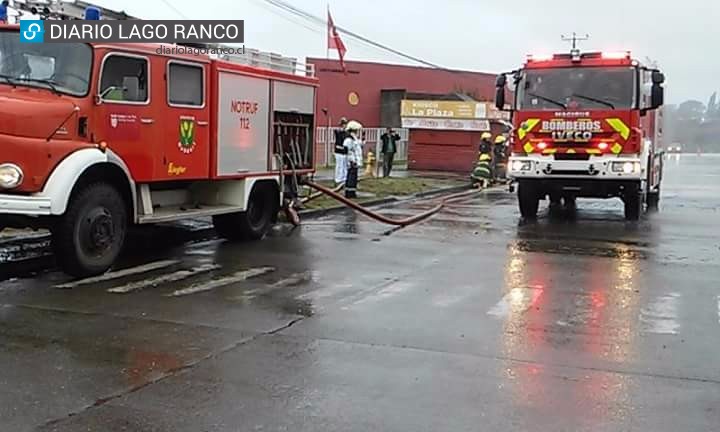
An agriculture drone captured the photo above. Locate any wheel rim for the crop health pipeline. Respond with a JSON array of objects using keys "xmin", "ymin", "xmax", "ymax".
[{"xmin": 79, "ymin": 207, "xmax": 116, "ymax": 258}]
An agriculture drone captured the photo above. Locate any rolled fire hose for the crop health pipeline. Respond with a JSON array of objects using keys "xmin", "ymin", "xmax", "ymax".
[{"xmin": 302, "ymin": 180, "xmax": 479, "ymax": 227}]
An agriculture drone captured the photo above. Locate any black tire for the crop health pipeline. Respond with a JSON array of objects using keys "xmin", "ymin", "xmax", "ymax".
[
  {"xmin": 213, "ymin": 183, "xmax": 278, "ymax": 241},
  {"xmin": 518, "ymin": 182, "xmax": 540, "ymax": 219},
  {"xmin": 52, "ymin": 183, "xmax": 128, "ymax": 277},
  {"xmin": 563, "ymin": 196, "xmax": 577, "ymax": 209},
  {"xmin": 623, "ymin": 193, "xmax": 642, "ymax": 221},
  {"xmin": 647, "ymin": 190, "xmax": 660, "ymax": 212}
]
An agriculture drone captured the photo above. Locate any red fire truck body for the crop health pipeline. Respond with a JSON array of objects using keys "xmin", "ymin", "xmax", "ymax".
[
  {"xmin": 495, "ymin": 51, "xmax": 666, "ymax": 220},
  {"xmin": 0, "ymin": 24, "xmax": 318, "ymax": 276}
]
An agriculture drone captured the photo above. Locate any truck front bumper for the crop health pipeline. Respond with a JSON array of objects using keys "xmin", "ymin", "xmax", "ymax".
[
  {"xmin": 0, "ymin": 193, "xmax": 52, "ymax": 216},
  {"xmin": 508, "ymin": 156, "xmax": 645, "ymax": 181}
]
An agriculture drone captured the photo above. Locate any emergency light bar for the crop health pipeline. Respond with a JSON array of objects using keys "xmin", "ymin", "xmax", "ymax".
[{"xmin": 602, "ymin": 51, "xmax": 631, "ymax": 59}]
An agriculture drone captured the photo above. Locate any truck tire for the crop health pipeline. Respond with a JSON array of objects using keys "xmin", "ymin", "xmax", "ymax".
[
  {"xmin": 518, "ymin": 182, "xmax": 539, "ymax": 219},
  {"xmin": 623, "ymin": 193, "xmax": 642, "ymax": 221},
  {"xmin": 213, "ymin": 183, "xmax": 278, "ymax": 241},
  {"xmin": 52, "ymin": 183, "xmax": 128, "ymax": 277},
  {"xmin": 647, "ymin": 189, "xmax": 660, "ymax": 212}
]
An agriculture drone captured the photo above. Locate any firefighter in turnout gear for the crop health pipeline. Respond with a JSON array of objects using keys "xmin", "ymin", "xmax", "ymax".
[
  {"xmin": 343, "ymin": 121, "xmax": 363, "ymax": 198},
  {"xmin": 334, "ymin": 117, "xmax": 349, "ymax": 185},
  {"xmin": 471, "ymin": 153, "xmax": 493, "ymax": 188},
  {"xmin": 493, "ymin": 135, "xmax": 509, "ymax": 181},
  {"xmin": 472, "ymin": 132, "xmax": 494, "ymax": 188},
  {"xmin": 479, "ymin": 132, "xmax": 493, "ymax": 155}
]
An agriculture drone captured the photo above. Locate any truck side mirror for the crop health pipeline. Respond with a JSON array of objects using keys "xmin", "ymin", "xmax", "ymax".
[
  {"xmin": 495, "ymin": 87, "xmax": 506, "ymax": 110},
  {"xmin": 652, "ymin": 70, "xmax": 665, "ymax": 84},
  {"xmin": 495, "ymin": 74, "xmax": 507, "ymax": 110},
  {"xmin": 651, "ymin": 84, "xmax": 664, "ymax": 109},
  {"xmin": 96, "ymin": 86, "xmax": 118, "ymax": 104}
]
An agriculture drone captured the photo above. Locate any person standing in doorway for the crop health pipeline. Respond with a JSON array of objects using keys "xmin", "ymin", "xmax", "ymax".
[
  {"xmin": 380, "ymin": 127, "xmax": 401, "ymax": 177},
  {"xmin": 334, "ymin": 117, "xmax": 349, "ymax": 185},
  {"xmin": 344, "ymin": 121, "xmax": 363, "ymax": 198}
]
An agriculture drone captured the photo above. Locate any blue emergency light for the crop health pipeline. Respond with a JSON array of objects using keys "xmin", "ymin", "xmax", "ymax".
[
  {"xmin": 0, "ymin": 1, "xmax": 9, "ymax": 22},
  {"xmin": 84, "ymin": 6, "xmax": 100, "ymax": 20}
]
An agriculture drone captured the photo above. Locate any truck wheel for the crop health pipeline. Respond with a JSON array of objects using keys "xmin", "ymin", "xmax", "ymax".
[
  {"xmin": 623, "ymin": 193, "xmax": 642, "ymax": 221},
  {"xmin": 213, "ymin": 183, "xmax": 278, "ymax": 241},
  {"xmin": 52, "ymin": 183, "xmax": 128, "ymax": 277},
  {"xmin": 647, "ymin": 190, "xmax": 660, "ymax": 212},
  {"xmin": 518, "ymin": 182, "xmax": 539, "ymax": 219}
]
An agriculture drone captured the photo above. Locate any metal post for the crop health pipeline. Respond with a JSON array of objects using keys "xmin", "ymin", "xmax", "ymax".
[
  {"xmin": 326, "ymin": 114, "xmax": 332, "ymax": 168},
  {"xmin": 376, "ymin": 132, "xmax": 381, "ymax": 178}
]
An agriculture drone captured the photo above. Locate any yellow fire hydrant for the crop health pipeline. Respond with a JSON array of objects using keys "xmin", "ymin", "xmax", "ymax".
[{"xmin": 364, "ymin": 151, "xmax": 376, "ymax": 177}]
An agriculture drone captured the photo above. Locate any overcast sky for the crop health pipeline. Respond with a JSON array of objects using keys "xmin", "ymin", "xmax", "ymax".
[{"xmin": 78, "ymin": 0, "xmax": 717, "ymax": 104}]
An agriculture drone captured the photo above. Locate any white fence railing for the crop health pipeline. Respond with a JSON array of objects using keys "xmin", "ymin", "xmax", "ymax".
[{"xmin": 316, "ymin": 127, "xmax": 409, "ymax": 167}]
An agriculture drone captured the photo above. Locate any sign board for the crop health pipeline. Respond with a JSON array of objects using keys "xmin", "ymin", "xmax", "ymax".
[
  {"xmin": 217, "ymin": 72, "xmax": 270, "ymax": 176},
  {"xmin": 486, "ymin": 104, "xmax": 511, "ymax": 120},
  {"xmin": 401, "ymin": 117, "xmax": 491, "ymax": 131},
  {"xmin": 401, "ymin": 100, "xmax": 487, "ymax": 119}
]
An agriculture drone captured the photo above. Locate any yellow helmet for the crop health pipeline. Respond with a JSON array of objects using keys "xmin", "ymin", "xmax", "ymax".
[
  {"xmin": 481, "ymin": 132, "xmax": 492, "ymax": 140},
  {"xmin": 495, "ymin": 135, "xmax": 507, "ymax": 144}
]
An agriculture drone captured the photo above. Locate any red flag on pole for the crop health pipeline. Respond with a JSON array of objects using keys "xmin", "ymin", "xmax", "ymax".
[{"xmin": 327, "ymin": 9, "xmax": 347, "ymax": 74}]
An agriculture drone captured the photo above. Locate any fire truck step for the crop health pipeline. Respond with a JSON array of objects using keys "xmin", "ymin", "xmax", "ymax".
[{"xmin": 138, "ymin": 204, "xmax": 245, "ymax": 224}]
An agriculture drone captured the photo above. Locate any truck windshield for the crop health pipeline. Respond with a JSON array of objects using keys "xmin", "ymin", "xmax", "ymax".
[
  {"xmin": 517, "ymin": 67, "xmax": 636, "ymax": 110},
  {"xmin": 0, "ymin": 31, "xmax": 92, "ymax": 97}
]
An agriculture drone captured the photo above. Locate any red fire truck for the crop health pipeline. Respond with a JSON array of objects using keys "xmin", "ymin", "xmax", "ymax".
[
  {"xmin": 0, "ymin": 23, "xmax": 317, "ymax": 276},
  {"xmin": 495, "ymin": 49, "xmax": 665, "ymax": 220}
]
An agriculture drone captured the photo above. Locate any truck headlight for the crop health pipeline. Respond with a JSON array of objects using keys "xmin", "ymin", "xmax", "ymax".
[
  {"xmin": 0, "ymin": 164, "xmax": 23, "ymax": 189},
  {"xmin": 511, "ymin": 160, "xmax": 532, "ymax": 171},
  {"xmin": 611, "ymin": 161, "xmax": 641, "ymax": 174}
]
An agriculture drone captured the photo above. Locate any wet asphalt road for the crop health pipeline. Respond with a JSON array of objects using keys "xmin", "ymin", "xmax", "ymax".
[{"xmin": 1, "ymin": 155, "xmax": 719, "ymax": 431}]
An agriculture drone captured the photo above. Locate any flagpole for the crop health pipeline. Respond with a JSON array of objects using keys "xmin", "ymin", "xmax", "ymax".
[
  {"xmin": 326, "ymin": 3, "xmax": 330, "ymax": 60},
  {"xmin": 326, "ymin": 3, "xmax": 331, "ymax": 167}
]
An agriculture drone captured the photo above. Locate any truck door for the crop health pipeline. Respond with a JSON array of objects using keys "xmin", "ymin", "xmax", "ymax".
[
  {"xmin": 159, "ymin": 60, "xmax": 210, "ymax": 180},
  {"xmin": 96, "ymin": 53, "xmax": 158, "ymax": 182}
]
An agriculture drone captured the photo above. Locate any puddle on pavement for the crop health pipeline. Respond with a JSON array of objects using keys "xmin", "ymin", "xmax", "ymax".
[{"xmin": 511, "ymin": 239, "xmax": 648, "ymax": 260}]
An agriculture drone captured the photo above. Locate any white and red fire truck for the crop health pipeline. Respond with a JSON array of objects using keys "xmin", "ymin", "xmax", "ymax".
[
  {"xmin": 496, "ymin": 49, "xmax": 666, "ymax": 220},
  {"xmin": 0, "ymin": 18, "xmax": 318, "ymax": 276}
]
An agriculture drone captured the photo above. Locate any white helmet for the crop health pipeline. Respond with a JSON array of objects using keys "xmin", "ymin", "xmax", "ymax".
[{"xmin": 345, "ymin": 120, "xmax": 363, "ymax": 132}]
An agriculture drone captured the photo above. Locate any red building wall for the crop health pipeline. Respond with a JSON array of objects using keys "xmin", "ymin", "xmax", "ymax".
[
  {"xmin": 408, "ymin": 121, "xmax": 508, "ymax": 172},
  {"xmin": 308, "ymin": 58, "xmax": 497, "ymax": 128}
]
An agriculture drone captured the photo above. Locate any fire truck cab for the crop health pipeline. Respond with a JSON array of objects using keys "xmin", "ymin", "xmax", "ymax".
[
  {"xmin": 495, "ymin": 50, "xmax": 665, "ymax": 220},
  {"xmin": 0, "ymin": 24, "xmax": 317, "ymax": 276}
]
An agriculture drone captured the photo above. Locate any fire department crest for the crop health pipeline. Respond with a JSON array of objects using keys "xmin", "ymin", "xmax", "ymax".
[{"xmin": 178, "ymin": 118, "xmax": 196, "ymax": 154}]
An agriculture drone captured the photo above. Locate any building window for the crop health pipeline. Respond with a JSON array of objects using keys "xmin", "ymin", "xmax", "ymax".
[
  {"xmin": 100, "ymin": 55, "xmax": 149, "ymax": 103},
  {"xmin": 168, "ymin": 62, "xmax": 204, "ymax": 107}
]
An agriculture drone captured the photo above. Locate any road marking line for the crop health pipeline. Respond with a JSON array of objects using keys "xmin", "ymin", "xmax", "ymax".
[
  {"xmin": 167, "ymin": 267, "xmax": 275, "ymax": 297},
  {"xmin": 487, "ymin": 287, "xmax": 543, "ymax": 318},
  {"xmin": 639, "ymin": 293, "xmax": 680, "ymax": 335},
  {"xmin": 107, "ymin": 264, "xmax": 219, "ymax": 294},
  {"xmin": 350, "ymin": 281, "xmax": 414, "ymax": 306},
  {"xmin": 717, "ymin": 296, "xmax": 720, "ymax": 324},
  {"xmin": 55, "ymin": 260, "xmax": 180, "ymax": 289},
  {"xmin": 266, "ymin": 271, "xmax": 316, "ymax": 290}
]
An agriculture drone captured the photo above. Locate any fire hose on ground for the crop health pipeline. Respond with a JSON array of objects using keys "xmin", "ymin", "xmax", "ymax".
[{"xmin": 300, "ymin": 180, "xmax": 480, "ymax": 227}]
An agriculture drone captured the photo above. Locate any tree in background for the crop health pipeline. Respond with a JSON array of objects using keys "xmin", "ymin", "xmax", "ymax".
[
  {"xmin": 706, "ymin": 92, "xmax": 720, "ymax": 120},
  {"xmin": 662, "ymin": 97, "xmax": 720, "ymax": 152}
]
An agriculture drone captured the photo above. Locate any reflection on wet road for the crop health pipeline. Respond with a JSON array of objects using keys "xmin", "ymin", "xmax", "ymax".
[{"xmin": 1, "ymin": 155, "xmax": 720, "ymax": 431}]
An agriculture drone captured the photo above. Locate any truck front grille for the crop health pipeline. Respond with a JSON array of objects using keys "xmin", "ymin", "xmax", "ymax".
[{"xmin": 554, "ymin": 153, "xmax": 591, "ymax": 161}]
